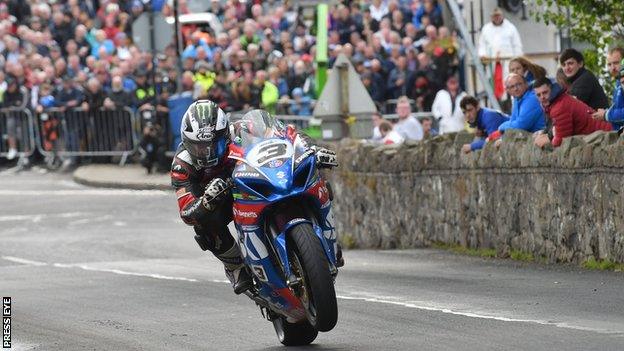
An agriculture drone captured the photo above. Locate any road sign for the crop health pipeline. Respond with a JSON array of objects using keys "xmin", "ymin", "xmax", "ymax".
[{"xmin": 132, "ymin": 12, "xmax": 174, "ymax": 53}]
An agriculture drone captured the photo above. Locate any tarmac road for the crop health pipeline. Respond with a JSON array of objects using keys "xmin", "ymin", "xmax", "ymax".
[{"xmin": 1, "ymin": 171, "xmax": 623, "ymax": 351}]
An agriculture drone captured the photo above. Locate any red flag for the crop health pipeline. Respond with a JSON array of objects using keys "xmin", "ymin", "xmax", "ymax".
[{"xmin": 493, "ymin": 61, "xmax": 505, "ymax": 100}]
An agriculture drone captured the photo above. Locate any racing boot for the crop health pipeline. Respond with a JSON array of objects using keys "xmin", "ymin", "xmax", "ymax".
[
  {"xmin": 224, "ymin": 264, "xmax": 254, "ymax": 295},
  {"xmin": 217, "ymin": 244, "xmax": 253, "ymax": 294}
]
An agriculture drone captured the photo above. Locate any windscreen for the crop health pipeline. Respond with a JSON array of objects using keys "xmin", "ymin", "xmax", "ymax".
[{"xmin": 232, "ymin": 112, "xmax": 287, "ymax": 149}]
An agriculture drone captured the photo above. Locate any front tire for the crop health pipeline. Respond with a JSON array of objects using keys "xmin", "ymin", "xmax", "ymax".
[
  {"xmin": 288, "ymin": 223, "xmax": 338, "ymax": 332},
  {"xmin": 272, "ymin": 316, "xmax": 318, "ymax": 346}
]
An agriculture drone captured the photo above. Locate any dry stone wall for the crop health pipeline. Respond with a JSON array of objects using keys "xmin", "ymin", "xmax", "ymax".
[{"xmin": 326, "ymin": 130, "xmax": 624, "ymax": 263}]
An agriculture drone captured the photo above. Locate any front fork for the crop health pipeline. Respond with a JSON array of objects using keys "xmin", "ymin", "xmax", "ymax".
[{"xmin": 271, "ymin": 202, "xmax": 339, "ymax": 284}]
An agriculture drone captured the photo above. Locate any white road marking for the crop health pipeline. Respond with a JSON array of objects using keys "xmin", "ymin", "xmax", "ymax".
[
  {"xmin": 67, "ymin": 215, "xmax": 114, "ymax": 226},
  {"xmin": 0, "ymin": 189, "xmax": 169, "ymax": 196},
  {"xmin": 1, "ymin": 256, "xmax": 226, "ymax": 284},
  {"xmin": 336, "ymin": 294, "xmax": 623, "ymax": 335},
  {"xmin": 2, "ymin": 256, "xmax": 48, "ymax": 266},
  {"xmin": 52, "ymin": 263, "xmax": 199, "ymax": 282},
  {"xmin": 0, "ymin": 212, "xmax": 89, "ymax": 222},
  {"xmin": 2, "ymin": 255, "xmax": 620, "ymax": 334}
]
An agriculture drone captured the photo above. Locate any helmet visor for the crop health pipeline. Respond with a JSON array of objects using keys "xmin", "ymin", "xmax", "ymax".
[{"xmin": 184, "ymin": 132, "xmax": 228, "ymax": 166}]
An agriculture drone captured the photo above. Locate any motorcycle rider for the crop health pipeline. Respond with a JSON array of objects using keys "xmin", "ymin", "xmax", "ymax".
[{"xmin": 171, "ymin": 100, "xmax": 340, "ymax": 294}]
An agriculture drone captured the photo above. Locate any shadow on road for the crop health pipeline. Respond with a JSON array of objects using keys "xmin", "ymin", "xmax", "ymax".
[{"xmin": 257, "ymin": 344, "xmax": 354, "ymax": 351}]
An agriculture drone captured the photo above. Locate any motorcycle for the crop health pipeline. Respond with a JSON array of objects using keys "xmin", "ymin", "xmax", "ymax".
[{"xmin": 225, "ymin": 113, "xmax": 339, "ymax": 346}]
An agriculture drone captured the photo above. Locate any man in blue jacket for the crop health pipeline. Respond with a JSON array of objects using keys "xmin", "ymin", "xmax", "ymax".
[
  {"xmin": 592, "ymin": 50, "xmax": 624, "ymax": 130},
  {"xmin": 460, "ymin": 95, "xmax": 509, "ymax": 153},
  {"xmin": 496, "ymin": 73, "xmax": 546, "ymax": 138}
]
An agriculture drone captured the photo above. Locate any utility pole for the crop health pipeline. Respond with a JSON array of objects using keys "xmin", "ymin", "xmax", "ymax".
[{"xmin": 173, "ymin": 0, "xmax": 183, "ymax": 80}]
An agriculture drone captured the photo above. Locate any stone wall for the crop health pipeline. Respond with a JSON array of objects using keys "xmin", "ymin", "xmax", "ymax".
[{"xmin": 326, "ymin": 130, "xmax": 624, "ymax": 264}]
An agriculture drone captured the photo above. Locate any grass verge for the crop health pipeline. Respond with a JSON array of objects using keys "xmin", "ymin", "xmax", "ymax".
[{"xmin": 582, "ymin": 258, "xmax": 624, "ymax": 271}]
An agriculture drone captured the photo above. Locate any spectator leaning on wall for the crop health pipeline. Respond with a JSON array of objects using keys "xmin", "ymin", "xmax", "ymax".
[
  {"xmin": 459, "ymin": 95, "xmax": 509, "ymax": 153},
  {"xmin": 592, "ymin": 49, "xmax": 624, "ymax": 130},
  {"xmin": 493, "ymin": 73, "xmax": 545, "ymax": 145},
  {"xmin": 533, "ymin": 78, "xmax": 613, "ymax": 148},
  {"xmin": 393, "ymin": 95, "xmax": 424, "ymax": 142},
  {"xmin": 379, "ymin": 120, "xmax": 405, "ymax": 145},
  {"xmin": 559, "ymin": 48, "xmax": 609, "ymax": 110}
]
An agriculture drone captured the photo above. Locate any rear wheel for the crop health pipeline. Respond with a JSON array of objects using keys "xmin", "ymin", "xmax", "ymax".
[
  {"xmin": 272, "ymin": 315, "xmax": 318, "ymax": 346},
  {"xmin": 288, "ymin": 223, "xmax": 338, "ymax": 332}
]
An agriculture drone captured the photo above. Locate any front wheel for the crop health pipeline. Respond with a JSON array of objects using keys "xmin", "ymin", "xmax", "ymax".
[
  {"xmin": 272, "ymin": 316, "xmax": 318, "ymax": 346},
  {"xmin": 288, "ymin": 223, "xmax": 338, "ymax": 332}
]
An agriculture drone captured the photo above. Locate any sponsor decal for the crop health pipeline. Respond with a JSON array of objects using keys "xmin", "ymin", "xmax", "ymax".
[
  {"xmin": 196, "ymin": 125, "xmax": 215, "ymax": 141},
  {"xmin": 251, "ymin": 265, "xmax": 268, "ymax": 282},
  {"xmin": 234, "ymin": 171, "xmax": 260, "ymax": 178},
  {"xmin": 295, "ymin": 149, "xmax": 314, "ymax": 165},
  {"xmin": 267, "ymin": 159, "xmax": 284, "ymax": 168},
  {"xmin": 240, "ymin": 225, "xmax": 259, "ymax": 231},
  {"xmin": 233, "ymin": 208, "xmax": 258, "ymax": 218},
  {"xmin": 276, "ymin": 171, "xmax": 286, "ymax": 179}
]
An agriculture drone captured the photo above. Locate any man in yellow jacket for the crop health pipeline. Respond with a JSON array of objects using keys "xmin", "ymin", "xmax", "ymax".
[
  {"xmin": 256, "ymin": 70, "xmax": 279, "ymax": 114},
  {"xmin": 193, "ymin": 61, "xmax": 216, "ymax": 97}
]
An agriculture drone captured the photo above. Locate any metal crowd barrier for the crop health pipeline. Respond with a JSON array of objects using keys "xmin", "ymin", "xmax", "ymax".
[
  {"xmin": 34, "ymin": 107, "xmax": 138, "ymax": 163},
  {"xmin": 0, "ymin": 107, "xmax": 36, "ymax": 159}
]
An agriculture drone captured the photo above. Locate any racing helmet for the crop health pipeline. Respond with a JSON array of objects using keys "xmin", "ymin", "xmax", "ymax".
[{"xmin": 180, "ymin": 100, "xmax": 230, "ymax": 167}]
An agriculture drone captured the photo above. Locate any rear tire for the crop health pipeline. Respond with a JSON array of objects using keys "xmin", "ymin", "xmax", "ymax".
[
  {"xmin": 288, "ymin": 223, "xmax": 338, "ymax": 332},
  {"xmin": 272, "ymin": 316, "xmax": 318, "ymax": 346}
]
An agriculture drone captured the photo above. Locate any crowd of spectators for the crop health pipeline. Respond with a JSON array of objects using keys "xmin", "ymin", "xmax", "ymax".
[
  {"xmin": 1, "ymin": 1, "xmax": 623, "ymax": 164},
  {"xmin": 0, "ymin": 0, "xmax": 462, "ymax": 166},
  {"xmin": 375, "ymin": 7, "xmax": 623, "ymax": 152}
]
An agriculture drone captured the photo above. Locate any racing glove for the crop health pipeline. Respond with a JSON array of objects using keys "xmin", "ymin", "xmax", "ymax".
[
  {"xmin": 312, "ymin": 146, "xmax": 338, "ymax": 168},
  {"xmin": 201, "ymin": 178, "xmax": 229, "ymax": 211}
]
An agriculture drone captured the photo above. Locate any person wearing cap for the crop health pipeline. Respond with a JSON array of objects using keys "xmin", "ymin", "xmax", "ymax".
[
  {"xmin": 592, "ymin": 53, "xmax": 624, "ymax": 131},
  {"xmin": 478, "ymin": 7, "xmax": 523, "ymax": 94},
  {"xmin": 133, "ymin": 68, "xmax": 155, "ymax": 110},
  {"xmin": 193, "ymin": 60, "xmax": 216, "ymax": 97}
]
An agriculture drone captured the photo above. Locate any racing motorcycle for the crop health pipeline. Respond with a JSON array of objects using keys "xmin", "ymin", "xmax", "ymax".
[{"xmin": 224, "ymin": 113, "xmax": 339, "ymax": 346}]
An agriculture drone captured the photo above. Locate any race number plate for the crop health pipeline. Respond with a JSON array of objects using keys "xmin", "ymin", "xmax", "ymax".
[{"xmin": 247, "ymin": 139, "xmax": 294, "ymax": 168}]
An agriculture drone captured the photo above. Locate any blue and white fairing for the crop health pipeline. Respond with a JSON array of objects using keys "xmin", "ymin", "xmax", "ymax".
[{"xmin": 227, "ymin": 115, "xmax": 337, "ymax": 321}]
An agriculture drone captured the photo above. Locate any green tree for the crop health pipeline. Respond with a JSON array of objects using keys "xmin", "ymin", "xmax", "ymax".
[{"xmin": 531, "ymin": 0, "xmax": 624, "ymax": 87}]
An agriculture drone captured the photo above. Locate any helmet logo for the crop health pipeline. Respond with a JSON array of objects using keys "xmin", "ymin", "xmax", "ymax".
[{"xmin": 196, "ymin": 126, "xmax": 215, "ymax": 141}]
